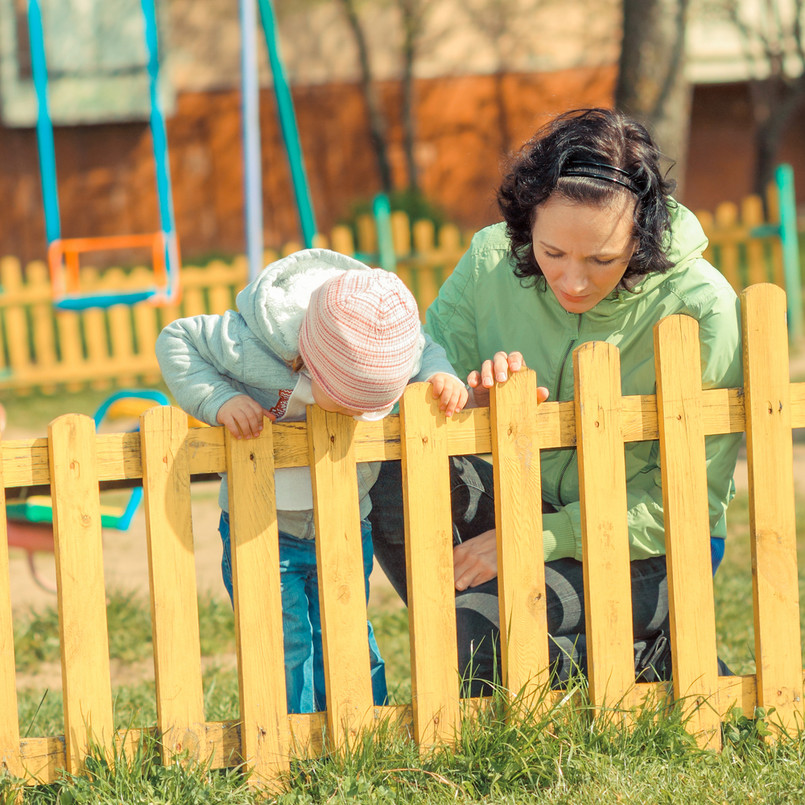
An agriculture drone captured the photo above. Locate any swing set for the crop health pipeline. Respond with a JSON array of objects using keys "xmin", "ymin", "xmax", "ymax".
[{"xmin": 27, "ymin": 0, "xmax": 181, "ymax": 311}]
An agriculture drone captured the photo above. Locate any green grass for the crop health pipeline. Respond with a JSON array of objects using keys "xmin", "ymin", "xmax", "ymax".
[
  {"xmin": 2, "ymin": 385, "xmax": 174, "ymax": 437},
  {"xmin": 6, "ymin": 688, "xmax": 805, "ymax": 803}
]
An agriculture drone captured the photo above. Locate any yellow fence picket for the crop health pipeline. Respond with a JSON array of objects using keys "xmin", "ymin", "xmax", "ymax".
[
  {"xmin": 0, "ymin": 441, "xmax": 22, "ymax": 780},
  {"xmin": 139, "ymin": 406, "xmax": 207, "ymax": 760},
  {"xmin": 742, "ymin": 283, "xmax": 804, "ymax": 733},
  {"xmin": 654, "ymin": 316, "xmax": 721, "ymax": 749},
  {"xmin": 132, "ymin": 273, "xmax": 161, "ymax": 385},
  {"xmin": 54, "ymin": 309, "xmax": 84, "ymax": 392},
  {"xmin": 48, "ymin": 414, "xmax": 114, "ymax": 772},
  {"xmin": 307, "ymin": 406, "xmax": 375, "ymax": 745},
  {"xmin": 226, "ymin": 425, "xmax": 290, "ymax": 781},
  {"xmin": 330, "ymin": 225, "xmax": 356, "ymax": 257},
  {"xmin": 574, "ymin": 343, "xmax": 634, "ymax": 709},
  {"xmin": 1, "ymin": 258, "xmax": 32, "ymax": 389},
  {"xmin": 391, "ymin": 211, "xmax": 413, "ymax": 256},
  {"xmin": 208, "ymin": 260, "xmax": 234, "ymax": 314},
  {"xmin": 489, "ymin": 369, "xmax": 548, "ymax": 698},
  {"xmin": 714, "ymin": 202, "xmax": 742, "ymax": 292},
  {"xmin": 742, "ymin": 196, "xmax": 768, "ymax": 287},
  {"xmin": 27, "ymin": 261, "xmax": 58, "ymax": 394},
  {"xmin": 400, "ymin": 383, "xmax": 459, "ymax": 746},
  {"xmin": 82, "ymin": 303, "xmax": 110, "ymax": 391},
  {"xmin": 107, "ymin": 272, "xmax": 137, "ymax": 387}
]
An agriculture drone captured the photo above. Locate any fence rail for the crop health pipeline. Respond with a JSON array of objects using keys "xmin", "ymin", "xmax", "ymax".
[
  {"xmin": 0, "ymin": 183, "xmax": 798, "ymax": 396},
  {"xmin": 1, "ymin": 282, "xmax": 803, "ymax": 787}
]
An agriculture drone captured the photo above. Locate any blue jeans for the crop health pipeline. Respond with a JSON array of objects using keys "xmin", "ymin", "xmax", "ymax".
[{"xmin": 219, "ymin": 512, "xmax": 388, "ymax": 713}]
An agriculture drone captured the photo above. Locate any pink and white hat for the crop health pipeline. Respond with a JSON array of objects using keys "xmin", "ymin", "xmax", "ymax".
[{"xmin": 298, "ymin": 269, "xmax": 421, "ymax": 412}]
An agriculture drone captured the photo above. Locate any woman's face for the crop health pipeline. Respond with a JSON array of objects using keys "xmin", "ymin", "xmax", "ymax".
[{"xmin": 531, "ymin": 194, "xmax": 637, "ymax": 314}]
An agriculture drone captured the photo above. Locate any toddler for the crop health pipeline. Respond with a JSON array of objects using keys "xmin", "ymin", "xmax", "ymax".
[{"xmin": 156, "ymin": 248, "xmax": 467, "ymax": 713}]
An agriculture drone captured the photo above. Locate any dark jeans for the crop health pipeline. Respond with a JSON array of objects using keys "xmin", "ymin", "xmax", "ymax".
[{"xmin": 368, "ymin": 455, "xmax": 676, "ymax": 692}]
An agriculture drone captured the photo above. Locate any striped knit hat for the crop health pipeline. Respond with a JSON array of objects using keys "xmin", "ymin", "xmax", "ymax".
[{"xmin": 298, "ymin": 269, "xmax": 421, "ymax": 412}]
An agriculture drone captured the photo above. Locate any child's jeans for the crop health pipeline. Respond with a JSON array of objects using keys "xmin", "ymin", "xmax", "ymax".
[{"xmin": 218, "ymin": 511, "xmax": 388, "ymax": 714}]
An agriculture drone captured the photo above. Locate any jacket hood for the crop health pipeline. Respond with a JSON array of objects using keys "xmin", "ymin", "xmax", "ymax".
[
  {"xmin": 236, "ymin": 248, "xmax": 373, "ymax": 361},
  {"xmin": 583, "ymin": 200, "xmax": 711, "ymax": 319},
  {"xmin": 634, "ymin": 201, "xmax": 709, "ymax": 294}
]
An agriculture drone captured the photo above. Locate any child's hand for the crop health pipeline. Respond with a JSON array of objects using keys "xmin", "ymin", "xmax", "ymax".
[
  {"xmin": 217, "ymin": 395, "xmax": 275, "ymax": 439},
  {"xmin": 429, "ymin": 373, "xmax": 468, "ymax": 417}
]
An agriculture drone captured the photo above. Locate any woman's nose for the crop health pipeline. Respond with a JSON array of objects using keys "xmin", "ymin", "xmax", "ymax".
[{"xmin": 563, "ymin": 264, "xmax": 589, "ymax": 293}]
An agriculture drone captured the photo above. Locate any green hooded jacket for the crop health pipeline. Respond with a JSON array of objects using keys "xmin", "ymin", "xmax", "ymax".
[{"xmin": 425, "ymin": 203, "xmax": 742, "ymax": 562}]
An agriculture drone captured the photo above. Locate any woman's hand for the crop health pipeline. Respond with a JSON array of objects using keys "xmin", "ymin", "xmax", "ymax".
[
  {"xmin": 453, "ymin": 530, "xmax": 499, "ymax": 590},
  {"xmin": 217, "ymin": 395, "xmax": 276, "ymax": 439},
  {"xmin": 467, "ymin": 351, "xmax": 549, "ymax": 408},
  {"xmin": 429, "ymin": 372, "xmax": 469, "ymax": 417}
]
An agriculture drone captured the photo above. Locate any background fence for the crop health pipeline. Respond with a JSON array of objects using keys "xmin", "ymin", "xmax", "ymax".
[
  {"xmin": 1, "ymin": 283, "xmax": 803, "ymax": 789},
  {"xmin": 0, "ymin": 178, "xmax": 799, "ymax": 396}
]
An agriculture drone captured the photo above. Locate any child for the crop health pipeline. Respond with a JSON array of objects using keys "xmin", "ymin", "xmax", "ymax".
[{"xmin": 156, "ymin": 248, "xmax": 468, "ymax": 713}]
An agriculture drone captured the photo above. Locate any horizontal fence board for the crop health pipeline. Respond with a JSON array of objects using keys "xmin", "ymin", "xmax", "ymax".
[{"xmin": 5, "ymin": 382, "xmax": 805, "ymax": 489}]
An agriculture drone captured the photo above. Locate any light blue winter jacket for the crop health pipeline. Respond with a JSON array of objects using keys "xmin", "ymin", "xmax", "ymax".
[{"xmin": 156, "ymin": 249, "xmax": 459, "ymax": 538}]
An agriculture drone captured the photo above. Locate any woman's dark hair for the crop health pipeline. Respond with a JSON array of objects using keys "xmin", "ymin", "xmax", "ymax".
[{"xmin": 497, "ymin": 108, "xmax": 677, "ymax": 287}]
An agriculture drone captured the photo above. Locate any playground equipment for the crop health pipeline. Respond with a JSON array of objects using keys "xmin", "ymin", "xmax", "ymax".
[
  {"xmin": 5, "ymin": 389, "xmax": 169, "ymax": 591},
  {"xmin": 240, "ymin": 0, "xmax": 317, "ymax": 279},
  {"xmin": 27, "ymin": 0, "xmax": 180, "ymax": 310},
  {"xmin": 0, "ymin": 283, "xmax": 802, "ymax": 788}
]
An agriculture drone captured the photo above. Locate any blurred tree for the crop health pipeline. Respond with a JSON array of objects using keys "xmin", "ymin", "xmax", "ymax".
[
  {"xmin": 701, "ymin": 0, "xmax": 805, "ymax": 196},
  {"xmin": 460, "ymin": 0, "xmax": 541, "ymax": 155},
  {"xmin": 335, "ymin": 0, "xmax": 394, "ymax": 194},
  {"xmin": 615, "ymin": 0, "xmax": 692, "ymax": 192},
  {"xmin": 394, "ymin": 0, "xmax": 430, "ymax": 193}
]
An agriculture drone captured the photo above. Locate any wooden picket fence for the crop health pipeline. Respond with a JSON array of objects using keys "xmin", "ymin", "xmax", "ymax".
[
  {"xmin": 695, "ymin": 191, "xmax": 786, "ymax": 292},
  {"xmin": 0, "ymin": 190, "xmax": 796, "ymax": 397},
  {"xmin": 0, "ymin": 282, "xmax": 803, "ymax": 789}
]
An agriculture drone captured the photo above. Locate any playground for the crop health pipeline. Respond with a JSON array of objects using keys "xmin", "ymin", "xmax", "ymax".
[{"xmin": 5, "ymin": 1, "xmax": 805, "ymax": 803}]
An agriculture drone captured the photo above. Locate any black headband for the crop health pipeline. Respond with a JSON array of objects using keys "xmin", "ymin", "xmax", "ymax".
[{"xmin": 560, "ymin": 161, "xmax": 639, "ymax": 194}]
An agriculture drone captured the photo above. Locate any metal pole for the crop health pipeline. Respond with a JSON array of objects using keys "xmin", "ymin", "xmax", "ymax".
[
  {"xmin": 141, "ymin": 0, "xmax": 180, "ymax": 291},
  {"xmin": 373, "ymin": 194, "xmax": 396, "ymax": 272},
  {"xmin": 240, "ymin": 0, "xmax": 264, "ymax": 281},
  {"xmin": 27, "ymin": 0, "xmax": 61, "ymax": 245},
  {"xmin": 776, "ymin": 164, "xmax": 802, "ymax": 341}
]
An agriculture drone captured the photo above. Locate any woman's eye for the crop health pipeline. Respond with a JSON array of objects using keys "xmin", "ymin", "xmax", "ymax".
[
  {"xmin": 544, "ymin": 251, "xmax": 562, "ymax": 259},
  {"xmin": 592, "ymin": 257, "xmax": 616, "ymax": 266}
]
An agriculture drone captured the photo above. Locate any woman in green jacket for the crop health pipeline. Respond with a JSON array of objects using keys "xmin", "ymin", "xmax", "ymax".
[{"xmin": 369, "ymin": 108, "xmax": 742, "ymax": 687}]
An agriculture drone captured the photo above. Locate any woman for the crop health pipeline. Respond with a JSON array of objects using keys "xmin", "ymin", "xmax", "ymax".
[{"xmin": 369, "ymin": 108, "xmax": 742, "ymax": 690}]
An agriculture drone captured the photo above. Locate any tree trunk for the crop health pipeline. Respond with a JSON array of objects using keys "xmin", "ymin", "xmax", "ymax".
[
  {"xmin": 400, "ymin": 19, "xmax": 419, "ymax": 192},
  {"xmin": 748, "ymin": 76, "xmax": 805, "ymax": 197},
  {"xmin": 615, "ymin": 0, "xmax": 692, "ymax": 196},
  {"xmin": 337, "ymin": 0, "xmax": 393, "ymax": 195}
]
